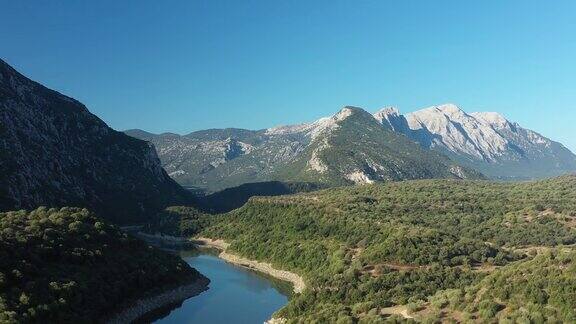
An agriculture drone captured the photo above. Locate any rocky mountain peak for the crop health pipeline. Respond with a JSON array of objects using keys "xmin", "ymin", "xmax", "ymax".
[
  {"xmin": 126, "ymin": 100, "xmax": 576, "ymax": 189},
  {"xmin": 372, "ymin": 107, "xmax": 409, "ymax": 131},
  {"xmin": 406, "ymin": 104, "xmax": 510, "ymax": 160},
  {"xmin": 435, "ymin": 103, "xmax": 462, "ymax": 113},
  {"xmin": 470, "ymin": 112, "xmax": 510, "ymax": 129},
  {"xmin": 374, "ymin": 106, "xmax": 400, "ymax": 117},
  {"xmin": 335, "ymin": 106, "xmax": 366, "ymax": 120}
]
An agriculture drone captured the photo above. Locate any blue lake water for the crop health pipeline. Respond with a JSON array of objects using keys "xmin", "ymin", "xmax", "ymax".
[{"xmin": 153, "ymin": 250, "xmax": 291, "ymax": 324}]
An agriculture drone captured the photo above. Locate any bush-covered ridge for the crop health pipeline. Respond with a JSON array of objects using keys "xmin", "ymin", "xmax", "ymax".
[
  {"xmin": 195, "ymin": 175, "xmax": 576, "ymax": 322},
  {"xmin": 428, "ymin": 249, "xmax": 576, "ymax": 322},
  {"xmin": 0, "ymin": 207, "xmax": 202, "ymax": 323}
]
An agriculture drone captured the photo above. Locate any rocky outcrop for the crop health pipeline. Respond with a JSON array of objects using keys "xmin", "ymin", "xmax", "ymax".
[{"xmin": 0, "ymin": 59, "xmax": 192, "ymax": 224}]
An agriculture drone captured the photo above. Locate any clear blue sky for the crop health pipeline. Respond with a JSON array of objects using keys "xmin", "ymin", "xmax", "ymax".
[{"xmin": 1, "ymin": 1, "xmax": 575, "ymax": 151}]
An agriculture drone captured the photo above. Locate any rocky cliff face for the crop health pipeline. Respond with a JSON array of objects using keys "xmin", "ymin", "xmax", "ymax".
[{"xmin": 0, "ymin": 59, "xmax": 191, "ymax": 224}]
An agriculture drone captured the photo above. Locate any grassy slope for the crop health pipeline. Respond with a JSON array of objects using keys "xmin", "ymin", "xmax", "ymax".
[{"xmin": 197, "ymin": 176, "xmax": 575, "ymax": 322}]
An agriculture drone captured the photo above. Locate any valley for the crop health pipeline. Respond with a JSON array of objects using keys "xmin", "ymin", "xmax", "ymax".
[
  {"xmin": 147, "ymin": 176, "xmax": 576, "ymax": 323},
  {"xmin": 1, "ymin": 53, "xmax": 575, "ymax": 323}
]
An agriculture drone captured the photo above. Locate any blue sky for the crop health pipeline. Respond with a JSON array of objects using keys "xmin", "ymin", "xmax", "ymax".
[{"xmin": 1, "ymin": 1, "xmax": 575, "ymax": 151}]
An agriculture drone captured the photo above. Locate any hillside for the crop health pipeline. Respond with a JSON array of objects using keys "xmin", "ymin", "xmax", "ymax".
[
  {"xmin": 0, "ymin": 207, "xmax": 206, "ymax": 323},
  {"xmin": 123, "ymin": 127, "xmax": 306, "ymax": 192},
  {"xmin": 197, "ymin": 181, "xmax": 324, "ymax": 213},
  {"xmin": 426, "ymin": 249, "xmax": 576, "ymax": 322},
  {"xmin": 0, "ymin": 59, "xmax": 192, "ymax": 224},
  {"xmin": 196, "ymin": 176, "xmax": 576, "ymax": 322}
]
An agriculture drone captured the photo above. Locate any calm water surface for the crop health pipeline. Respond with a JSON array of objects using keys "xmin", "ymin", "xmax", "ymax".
[{"xmin": 153, "ymin": 249, "xmax": 290, "ymax": 324}]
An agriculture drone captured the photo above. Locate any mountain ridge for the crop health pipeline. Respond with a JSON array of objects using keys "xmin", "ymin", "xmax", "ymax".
[
  {"xmin": 127, "ymin": 103, "xmax": 574, "ymax": 189},
  {"xmin": 127, "ymin": 105, "xmax": 487, "ymax": 191}
]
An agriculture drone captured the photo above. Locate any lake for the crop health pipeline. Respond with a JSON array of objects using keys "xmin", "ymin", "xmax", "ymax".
[{"xmin": 151, "ymin": 249, "xmax": 291, "ymax": 324}]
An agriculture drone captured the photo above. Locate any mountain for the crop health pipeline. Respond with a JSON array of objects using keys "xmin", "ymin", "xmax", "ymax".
[
  {"xmin": 374, "ymin": 104, "xmax": 576, "ymax": 180},
  {"xmin": 125, "ymin": 127, "xmax": 306, "ymax": 192},
  {"xmin": 127, "ymin": 107, "xmax": 482, "ymax": 191},
  {"xmin": 271, "ymin": 107, "xmax": 481, "ymax": 185},
  {"xmin": 0, "ymin": 59, "xmax": 191, "ymax": 224}
]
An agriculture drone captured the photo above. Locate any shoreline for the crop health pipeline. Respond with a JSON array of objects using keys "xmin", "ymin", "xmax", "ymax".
[
  {"xmin": 192, "ymin": 237, "xmax": 306, "ymax": 294},
  {"xmin": 129, "ymin": 233, "xmax": 303, "ymax": 323},
  {"xmin": 106, "ymin": 276, "xmax": 210, "ymax": 324}
]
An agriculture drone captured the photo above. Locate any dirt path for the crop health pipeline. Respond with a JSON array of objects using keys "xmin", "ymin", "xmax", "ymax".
[{"xmin": 380, "ymin": 305, "xmax": 414, "ymax": 319}]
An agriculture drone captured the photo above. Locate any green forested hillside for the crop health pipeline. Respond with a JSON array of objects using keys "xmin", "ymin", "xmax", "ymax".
[
  {"xmin": 0, "ymin": 207, "xmax": 203, "ymax": 323},
  {"xmin": 145, "ymin": 206, "xmax": 212, "ymax": 237},
  {"xmin": 197, "ymin": 176, "xmax": 576, "ymax": 322},
  {"xmin": 428, "ymin": 249, "xmax": 576, "ymax": 322}
]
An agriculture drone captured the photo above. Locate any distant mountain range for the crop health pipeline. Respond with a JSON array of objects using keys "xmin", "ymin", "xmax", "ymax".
[
  {"xmin": 127, "ymin": 104, "xmax": 576, "ymax": 192},
  {"xmin": 0, "ymin": 59, "xmax": 191, "ymax": 224},
  {"xmin": 126, "ymin": 106, "xmax": 483, "ymax": 192}
]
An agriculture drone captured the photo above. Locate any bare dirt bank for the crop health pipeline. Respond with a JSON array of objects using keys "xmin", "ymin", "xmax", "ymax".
[
  {"xmin": 193, "ymin": 237, "xmax": 306, "ymax": 294},
  {"xmin": 106, "ymin": 276, "xmax": 210, "ymax": 324}
]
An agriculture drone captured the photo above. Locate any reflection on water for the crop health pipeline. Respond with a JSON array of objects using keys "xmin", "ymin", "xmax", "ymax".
[{"xmin": 152, "ymin": 249, "xmax": 290, "ymax": 324}]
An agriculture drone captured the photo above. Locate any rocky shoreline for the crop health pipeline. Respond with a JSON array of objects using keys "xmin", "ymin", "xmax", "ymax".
[
  {"xmin": 126, "ymin": 234, "xmax": 303, "ymax": 323},
  {"xmin": 106, "ymin": 276, "xmax": 210, "ymax": 324},
  {"xmin": 192, "ymin": 237, "xmax": 306, "ymax": 294}
]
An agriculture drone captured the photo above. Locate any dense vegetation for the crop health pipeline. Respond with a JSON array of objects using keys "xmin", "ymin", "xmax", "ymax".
[
  {"xmin": 429, "ymin": 249, "xmax": 576, "ymax": 322},
  {"xmin": 144, "ymin": 206, "xmax": 212, "ymax": 237},
  {"xmin": 197, "ymin": 176, "xmax": 576, "ymax": 322},
  {"xmin": 0, "ymin": 207, "xmax": 203, "ymax": 323}
]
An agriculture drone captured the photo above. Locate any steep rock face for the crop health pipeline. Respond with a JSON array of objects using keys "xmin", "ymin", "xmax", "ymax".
[
  {"xmin": 373, "ymin": 107, "xmax": 411, "ymax": 134},
  {"xmin": 393, "ymin": 104, "xmax": 576, "ymax": 179},
  {"xmin": 405, "ymin": 104, "xmax": 510, "ymax": 161},
  {"xmin": 0, "ymin": 59, "xmax": 190, "ymax": 224}
]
